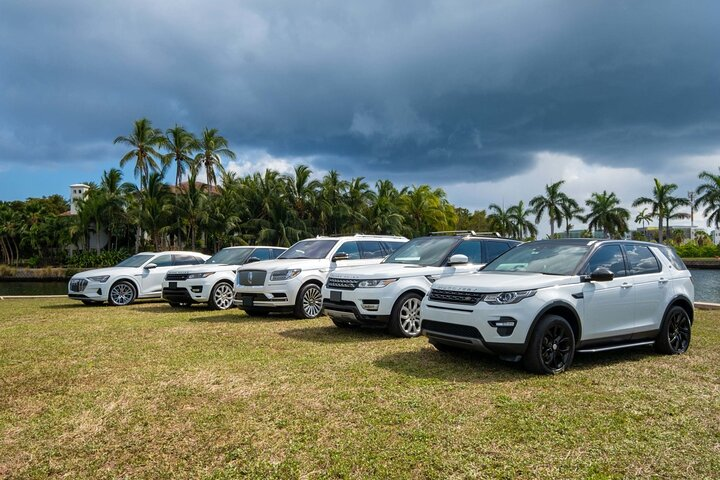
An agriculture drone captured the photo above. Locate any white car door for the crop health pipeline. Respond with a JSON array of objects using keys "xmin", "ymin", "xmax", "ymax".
[
  {"xmin": 581, "ymin": 244, "xmax": 636, "ymax": 341},
  {"xmin": 624, "ymin": 244, "xmax": 672, "ymax": 335},
  {"xmin": 138, "ymin": 254, "xmax": 175, "ymax": 296}
]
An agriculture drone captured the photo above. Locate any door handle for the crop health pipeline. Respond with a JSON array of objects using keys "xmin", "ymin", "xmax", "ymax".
[
  {"xmin": 621, "ymin": 282, "xmax": 633, "ymax": 289},
  {"xmin": 659, "ymin": 278, "xmax": 669, "ymax": 284}
]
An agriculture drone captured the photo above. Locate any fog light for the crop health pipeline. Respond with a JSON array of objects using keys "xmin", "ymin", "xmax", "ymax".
[
  {"xmin": 489, "ymin": 317, "xmax": 517, "ymax": 337},
  {"xmin": 191, "ymin": 286, "xmax": 203, "ymax": 293},
  {"xmin": 362, "ymin": 303, "xmax": 379, "ymax": 311}
]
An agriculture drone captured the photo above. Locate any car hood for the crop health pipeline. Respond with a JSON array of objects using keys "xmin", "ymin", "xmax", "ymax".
[
  {"xmin": 236, "ymin": 258, "xmax": 326, "ymax": 272},
  {"xmin": 329, "ymin": 263, "xmax": 468, "ymax": 279},
  {"xmin": 431, "ymin": 271, "xmax": 579, "ymax": 292},
  {"xmin": 72, "ymin": 266, "xmax": 138, "ymax": 278},
  {"xmin": 167, "ymin": 264, "xmax": 236, "ymax": 274}
]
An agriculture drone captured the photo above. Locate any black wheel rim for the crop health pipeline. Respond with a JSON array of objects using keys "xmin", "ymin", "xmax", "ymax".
[
  {"xmin": 668, "ymin": 310, "xmax": 691, "ymax": 353},
  {"xmin": 540, "ymin": 324, "xmax": 572, "ymax": 372}
]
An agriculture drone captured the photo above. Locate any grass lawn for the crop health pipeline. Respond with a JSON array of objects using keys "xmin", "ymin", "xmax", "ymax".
[{"xmin": 1, "ymin": 299, "xmax": 718, "ymax": 479}]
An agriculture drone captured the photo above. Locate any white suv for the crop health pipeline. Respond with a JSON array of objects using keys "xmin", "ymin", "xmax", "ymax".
[
  {"xmin": 234, "ymin": 235, "xmax": 408, "ymax": 318},
  {"xmin": 322, "ymin": 233, "xmax": 520, "ymax": 337},
  {"xmin": 420, "ymin": 239, "xmax": 694, "ymax": 374},
  {"xmin": 68, "ymin": 251, "xmax": 210, "ymax": 306},
  {"xmin": 161, "ymin": 246, "xmax": 286, "ymax": 310}
]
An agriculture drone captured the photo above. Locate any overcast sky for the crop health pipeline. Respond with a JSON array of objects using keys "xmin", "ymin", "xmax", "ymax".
[{"xmin": 1, "ymin": 0, "xmax": 719, "ymax": 232}]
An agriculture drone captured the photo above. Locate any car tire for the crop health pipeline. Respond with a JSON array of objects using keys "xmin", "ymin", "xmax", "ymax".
[
  {"xmin": 208, "ymin": 282, "xmax": 235, "ymax": 310},
  {"xmin": 81, "ymin": 300, "xmax": 101, "ymax": 306},
  {"xmin": 388, "ymin": 292, "xmax": 423, "ymax": 338},
  {"xmin": 244, "ymin": 308, "xmax": 270, "ymax": 317},
  {"xmin": 107, "ymin": 280, "xmax": 137, "ymax": 307},
  {"xmin": 654, "ymin": 305, "xmax": 692, "ymax": 355},
  {"xmin": 523, "ymin": 314, "xmax": 575, "ymax": 375},
  {"xmin": 294, "ymin": 283, "xmax": 323, "ymax": 319}
]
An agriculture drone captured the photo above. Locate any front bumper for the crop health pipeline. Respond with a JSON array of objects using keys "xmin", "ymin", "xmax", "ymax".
[
  {"xmin": 67, "ymin": 280, "xmax": 107, "ymax": 301},
  {"xmin": 233, "ymin": 289, "xmax": 292, "ymax": 311},
  {"xmin": 322, "ymin": 299, "xmax": 391, "ymax": 325},
  {"xmin": 161, "ymin": 281, "xmax": 210, "ymax": 303},
  {"xmin": 420, "ymin": 298, "xmax": 542, "ymax": 356}
]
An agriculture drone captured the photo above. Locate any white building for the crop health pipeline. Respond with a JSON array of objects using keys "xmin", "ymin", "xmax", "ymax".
[{"xmin": 69, "ymin": 183, "xmax": 90, "ymax": 215}]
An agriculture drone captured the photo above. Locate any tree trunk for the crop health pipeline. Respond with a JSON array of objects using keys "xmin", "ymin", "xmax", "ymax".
[{"xmin": 658, "ymin": 217, "xmax": 664, "ymax": 243}]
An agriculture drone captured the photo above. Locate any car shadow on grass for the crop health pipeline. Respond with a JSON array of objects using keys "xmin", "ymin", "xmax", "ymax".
[
  {"xmin": 189, "ymin": 311, "xmax": 300, "ymax": 324},
  {"xmin": 280, "ymin": 324, "xmax": 396, "ymax": 343},
  {"xmin": 376, "ymin": 345, "xmax": 657, "ymax": 382}
]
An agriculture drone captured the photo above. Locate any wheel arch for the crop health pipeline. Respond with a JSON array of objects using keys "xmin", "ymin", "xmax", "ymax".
[
  {"xmin": 664, "ymin": 294, "xmax": 694, "ymax": 323},
  {"xmin": 525, "ymin": 301, "xmax": 582, "ymax": 346},
  {"xmin": 110, "ymin": 276, "xmax": 140, "ymax": 296}
]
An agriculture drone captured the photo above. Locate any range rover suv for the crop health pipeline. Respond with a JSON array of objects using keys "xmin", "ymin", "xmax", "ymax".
[
  {"xmin": 420, "ymin": 239, "xmax": 694, "ymax": 374},
  {"xmin": 322, "ymin": 232, "xmax": 520, "ymax": 337},
  {"xmin": 161, "ymin": 246, "xmax": 286, "ymax": 310},
  {"xmin": 234, "ymin": 235, "xmax": 408, "ymax": 318}
]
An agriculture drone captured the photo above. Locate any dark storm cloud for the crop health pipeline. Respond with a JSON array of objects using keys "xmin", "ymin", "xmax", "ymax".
[{"xmin": 0, "ymin": 0, "xmax": 718, "ymax": 184}]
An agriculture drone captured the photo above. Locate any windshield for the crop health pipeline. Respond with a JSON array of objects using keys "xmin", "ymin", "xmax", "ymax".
[
  {"xmin": 384, "ymin": 237, "xmax": 458, "ymax": 266},
  {"xmin": 205, "ymin": 248, "xmax": 252, "ymax": 265},
  {"xmin": 482, "ymin": 242, "xmax": 590, "ymax": 275},
  {"xmin": 278, "ymin": 239, "xmax": 338, "ymax": 259},
  {"xmin": 115, "ymin": 254, "xmax": 154, "ymax": 268}
]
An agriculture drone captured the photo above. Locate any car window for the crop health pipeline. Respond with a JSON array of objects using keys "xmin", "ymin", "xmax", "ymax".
[
  {"xmin": 279, "ymin": 239, "xmax": 337, "ymax": 259},
  {"xmin": 385, "ymin": 237, "xmax": 458, "ymax": 266},
  {"xmin": 449, "ymin": 240, "xmax": 483, "ymax": 264},
  {"xmin": 115, "ymin": 254, "xmax": 154, "ymax": 268},
  {"xmin": 336, "ymin": 241, "xmax": 361, "ymax": 260},
  {"xmin": 584, "ymin": 245, "xmax": 626, "ymax": 277},
  {"xmin": 359, "ymin": 241, "xmax": 385, "ymax": 259},
  {"xmin": 624, "ymin": 245, "xmax": 661, "ymax": 275},
  {"xmin": 383, "ymin": 241, "xmax": 406, "ymax": 254},
  {"xmin": 173, "ymin": 254, "xmax": 203, "ymax": 266},
  {"xmin": 659, "ymin": 246, "xmax": 687, "ymax": 270},
  {"xmin": 271, "ymin": 249, "xmax": 285, "ymax": 259},
  {"xmin": 153, "ymin": 254, "xmax": 174, "ymax": 267},
  {"xmin": 250, "ymin": 248, "xmax": 275, "ymax": 261},
  {"xmin": 484, "ymin": 241, "xmax": 513, "ymax": 263}
]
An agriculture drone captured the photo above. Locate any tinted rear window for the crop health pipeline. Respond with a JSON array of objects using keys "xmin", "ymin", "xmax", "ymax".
[
  {"xmin": 660, "ymin": 246, "xmax": 688, "ymax": 270},
  {"xmin": 484, "ymin": 241, "xmax": 513, "ymax": 263},
  {"xmin": 625, "ymin": 245, "xmax": 661, "ymax": 275}
]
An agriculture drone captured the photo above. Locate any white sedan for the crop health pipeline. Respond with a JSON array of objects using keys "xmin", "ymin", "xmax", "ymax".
[{"xmin": 68, "ymin": 251, "xmax": 210, "ymax": 306}]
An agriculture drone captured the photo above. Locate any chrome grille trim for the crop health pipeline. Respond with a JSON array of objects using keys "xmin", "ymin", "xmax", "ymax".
[
  {"xmin": 428, "ymin": 288, "xmax": 484, "ymax": 305},
  {"xmin": 326, "ymin": 278, "xmax": 359, "ymax": 290}
]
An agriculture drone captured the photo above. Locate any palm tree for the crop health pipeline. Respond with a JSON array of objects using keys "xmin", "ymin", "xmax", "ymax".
[
  {"xmin": 695, "ymin": 169, "xmax": 720, "ymax": 230},
  {"xmin": 508, "ymin": 201, "xmax": 538, "ymax": 239},
  {"xmin": 164, "ymin": 125, "xmax": 198, "ymax": 187},
  {"xmin": 664, "ymin": 196, "xmax": 690, "ymax": 239},
  {"xmin": 114, "ymin": 118, "xmax": 166, "ymax": 190},
  {"xmin": 530, "ymin": 180, "xmax": 569, "ymax": 236},
  {"xmin": 283, "ymin": 164, "xmax": 320, "ymax": 224},
  {"xmin": 195, "ymin": 128, "xmax": 236, "ymax": 189},
  {"xmin": 173, "ymin": 169, "xmax": 208, "ymax": 249},
  {"xmin": 400, "ymin": 185, "xmax": 455, "ymax": 237},
  {"xmin": 634, "ymin": 208, "xmax": 653, "ymax": 229},
  {"xmin": 365, "ymin": 180, "xmax": 405, "ymax": 236},
  {"xmin": 346, "ymin": 177, "xmax": 375, "ymax": 232},
  {"xmin": 487, "ymin": 204, "xmax": 514, "ymax": 238},
  {"xmin": 319, "ymin": 170, "xmax": 350, "ymax": 235},
  {"xmin": 632, "ymin": 178, "xmax": 684, "ymax": 243},
  {"xmin": 560, "ymin": 197, "xmax": 584, "ymax": 237},
  {"xmin": 132, "ymin": 172, "xmax": 173, "ymax": 250},
  {"xmin": 584, "ymin": 191, "xmax": 630, "ymax": 238}
]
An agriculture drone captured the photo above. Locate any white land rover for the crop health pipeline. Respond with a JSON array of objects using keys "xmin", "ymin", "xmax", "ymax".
[
  {"xmin": 233, "ymin": 235, "xmax": 407, "ymax": 318},
  {"xmin": 322, "ymin": 232, "xmax": 521, "ymax": 337},
  {"xmin": 161, "ymin": 246, "xmax": 286, "ymax": 310},
  {"xmin": 420, "ymin": 239, "xmax": 694, "ymax": 374}
]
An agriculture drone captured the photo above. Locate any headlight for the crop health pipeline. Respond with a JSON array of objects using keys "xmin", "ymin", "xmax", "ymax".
[
  {"xmin": 270, "ymin": 269, "xmax": 302, "ymax": 281},
  {"xmin": 483, "ymin": 290, "xmax": 536, "ymax": 305},
  {"xmin": 357, "ymin": 278, "xmax": 398, "ymax": 288},
  {"xmin": 186, "ymin": 272, "xmax": 213, "ymax": 279},
  {"xmin": 88, "ymin": 275, "xmax": 110, "ymax": 283}
]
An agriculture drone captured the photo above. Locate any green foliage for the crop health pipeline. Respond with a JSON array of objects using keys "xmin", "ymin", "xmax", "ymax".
[
  {"xmin": 674, "ymin": 242, "xmax": 720, "ymax": 258},
  {"xmin": 65, "ymin": 249, "xmax": 132, "ymax": 268}
]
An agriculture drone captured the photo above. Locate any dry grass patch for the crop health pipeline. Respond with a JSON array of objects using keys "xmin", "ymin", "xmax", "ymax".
[{"xmin": 0, "ymin": 298, "xmax": 718, "ymax": 479}]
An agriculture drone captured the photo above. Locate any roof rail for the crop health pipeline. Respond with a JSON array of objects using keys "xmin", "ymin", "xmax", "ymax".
[
  {"xmin": 316, "ymin": 233, "xmax": 407, "ymax": 239},
  {"xmin": 429, "ymin": 230, "xmax": 501, "ymax": 238}
]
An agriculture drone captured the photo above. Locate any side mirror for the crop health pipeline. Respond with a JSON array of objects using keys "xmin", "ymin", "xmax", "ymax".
[
  {"xmin": 332, "ymin": 252, "xmax": 350, "ymax": 262},
  {"xmin": 448, "ymin": 254, "xmax": 469, "ymax": 265},
  {"xmin": 584, "ymin": 267, "xmax": 614, "ymax": 282},
  {"xmin": 144, "ymin": 263, "xmax": 158, "ymax": 270},
  {"xmin": 246, "ymin": 257, "xmax": 261, "ymax": 264}
]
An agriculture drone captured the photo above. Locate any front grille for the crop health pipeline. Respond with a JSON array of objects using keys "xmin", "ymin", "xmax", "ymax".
[
  {"xmin": 428, "ymin": 288, "xmax": 484, "ymax": 305},
  {"xmin": 69, "ymin": 279, "xmax": 88, "ymax": 292},
  {"xmin": 422, "ymin": 319, "xmax": 483, "ymax": 339},
  {"xmin": 326, "ymin": 277, "xmax": 359, "ymax": 290},
  {"xmin": 165, "ymin": 273, "xmax": 190, "ymax": 281},
  {"xmin": 237, "ymin": 270, "xmax": 267, "ymax": 286}
]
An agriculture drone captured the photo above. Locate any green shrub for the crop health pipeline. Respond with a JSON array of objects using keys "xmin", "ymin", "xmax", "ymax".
[
  {"xmin": 65, "ymin": 249, "xmax": 132, "ymax": 268},
  {"xmin": 675, "ymin": 242, "xmax": 720, "ymax": 258}
]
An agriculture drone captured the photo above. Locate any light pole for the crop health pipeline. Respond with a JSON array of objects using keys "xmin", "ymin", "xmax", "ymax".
[{"xmin": 688, "ymin": 191, "xmax": 695, "ymax": 242}]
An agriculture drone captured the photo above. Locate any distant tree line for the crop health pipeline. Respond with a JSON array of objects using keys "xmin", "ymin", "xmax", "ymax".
[{"xmin": 3, "ymin": 117, "xmax": 720, "ymax": 267}]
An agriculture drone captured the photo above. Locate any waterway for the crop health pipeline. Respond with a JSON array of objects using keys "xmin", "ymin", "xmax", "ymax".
[{"xmin": 1, "ymin": 271, "xmax": 720, "ymax": 302}]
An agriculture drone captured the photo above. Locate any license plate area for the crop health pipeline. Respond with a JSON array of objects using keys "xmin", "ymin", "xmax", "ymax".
[
  {"xmin": 169, "ymin": 282, "xmax": 177, "ymax": 288},
  {"xmin": 242, "ymin": 297, "xmax": 254, "ymax": 307},
  {"xmin": 330, "ymin": 290, "xmax": 342, "ymax": 301}
]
